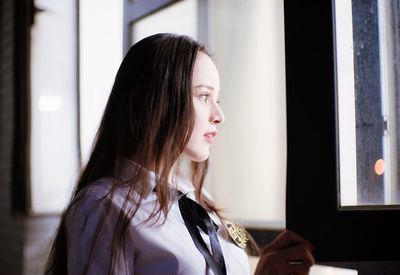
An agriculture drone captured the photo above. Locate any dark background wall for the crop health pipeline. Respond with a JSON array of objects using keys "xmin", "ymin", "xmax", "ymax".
[
  {"xmin": 0, "ymin": 1, "xmax": 59, "ymax": 274},
  {"xmin": 0, "ymin": 0, "xmax": 24, "ymax": 273}
]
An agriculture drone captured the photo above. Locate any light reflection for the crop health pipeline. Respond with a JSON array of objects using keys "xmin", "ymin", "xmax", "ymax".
[{"xmin": 38, "ymin": 95, "xmax": 62, "ymax": 112}]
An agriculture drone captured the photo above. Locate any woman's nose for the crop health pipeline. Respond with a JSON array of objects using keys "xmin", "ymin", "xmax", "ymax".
[{"xmin": 211, "ymin": 104, "xmax": 225, "ymax": 125}]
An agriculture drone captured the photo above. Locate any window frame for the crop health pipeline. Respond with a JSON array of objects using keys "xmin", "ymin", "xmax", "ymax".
[
  {"xmin": 284, "ymin": 0, "xmax": 400, "ymax": 262},
  {"xmin": 123, "ymin": 0, "xmax": 179, "ymax": 54},
  {"xmin": 13, "ymin": 0, "xmax": 81, "ymax": 215}
]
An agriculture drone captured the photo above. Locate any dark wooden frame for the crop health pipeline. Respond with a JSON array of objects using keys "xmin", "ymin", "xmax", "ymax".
[
  {"xmin": 285, "ymin": 0, "xmax": 400, "ymax": 262},
  {"xmin": 12, "ymin": 0, "xmax": 32, "ymax": 214}
]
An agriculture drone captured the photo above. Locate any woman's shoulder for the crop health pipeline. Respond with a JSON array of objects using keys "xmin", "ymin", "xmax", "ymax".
[
  {"xmin": 66, "ymin": 178, "xmax": 113, "ymax": 221},
  {"xmin": 81, "ymin": 177, "xmax": 113, "ymax": 198},
  {"xmin": 72, "ymin": 177, "xmax": 146, "ymax": 206},
  {"xmin": 67, "ymin": 177, "xmax": 160, "ymax": 227}
]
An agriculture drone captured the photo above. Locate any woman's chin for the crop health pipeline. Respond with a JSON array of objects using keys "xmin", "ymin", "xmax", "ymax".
[{"xmin": 182, "ymin": 149, "xmax": 210, "ymax": 162}]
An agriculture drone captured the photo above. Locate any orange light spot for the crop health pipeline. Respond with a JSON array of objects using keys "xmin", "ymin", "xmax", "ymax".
[{"xmin": 374, "ymin": 159, "xmax": 385, "ymax": 175}]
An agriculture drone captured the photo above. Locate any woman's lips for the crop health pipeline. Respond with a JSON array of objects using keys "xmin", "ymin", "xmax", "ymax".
[{"xmin": 204, "ymin": 131, "xmax": 217, "ymax": 143}]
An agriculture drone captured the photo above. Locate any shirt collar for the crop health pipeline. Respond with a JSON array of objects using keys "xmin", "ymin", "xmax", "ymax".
[{"xmin": 170, "ymin": 174, "xmax": 196, "ymax": 197}]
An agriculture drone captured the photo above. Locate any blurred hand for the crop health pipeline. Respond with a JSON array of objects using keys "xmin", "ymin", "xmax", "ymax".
[{"xmin": 254, "ymin": 230, "xmax": 315, "ymax": 275}]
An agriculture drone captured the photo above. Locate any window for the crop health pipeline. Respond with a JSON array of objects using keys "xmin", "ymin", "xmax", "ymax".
[
  {"xmin": 29, "ymin": 0, "xmax": 79, "ymax": 214},
  {"xmin": 285, "ymin": 0, "xmax": 400, "ymax": 264},
  {"xmin": 336, "ymin": 0, "xmax": 400, "ymax": 206}
]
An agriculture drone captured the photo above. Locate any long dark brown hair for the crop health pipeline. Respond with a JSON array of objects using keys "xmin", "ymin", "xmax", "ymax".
[{"xmin": 44, "ymin": 33, "xmax": 220, "ymax": 274}]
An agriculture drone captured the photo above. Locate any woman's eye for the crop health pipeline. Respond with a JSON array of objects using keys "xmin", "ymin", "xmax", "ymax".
[{"xmin": 199, "ymin": 94, "xmax": 209, "ymax": 102}]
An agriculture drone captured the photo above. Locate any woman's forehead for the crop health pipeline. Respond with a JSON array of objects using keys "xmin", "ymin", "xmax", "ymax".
[{"xmin": 192, "ymin": 52, "xmax": 220, "ymax": 92}]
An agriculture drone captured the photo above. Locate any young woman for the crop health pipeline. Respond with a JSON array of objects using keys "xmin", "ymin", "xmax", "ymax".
[{"xmin": 45, "ymin": 33, "xmax": 314, "ymax": 275}]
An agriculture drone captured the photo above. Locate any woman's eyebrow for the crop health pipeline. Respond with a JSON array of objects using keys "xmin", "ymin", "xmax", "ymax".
[{"xmin": 192, "ymin": 84, "xmax": 215, "ymax": 90}]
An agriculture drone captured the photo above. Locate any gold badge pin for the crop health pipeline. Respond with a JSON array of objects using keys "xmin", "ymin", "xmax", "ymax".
[{"xmin": 222, "ymin": 220, "xmax": 248, "ymax": 249}]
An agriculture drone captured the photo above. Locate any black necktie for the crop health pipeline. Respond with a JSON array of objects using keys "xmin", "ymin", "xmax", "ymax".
[{"xmin": 178, "ymin": 194, "xmax": 227, "ymax": 275}]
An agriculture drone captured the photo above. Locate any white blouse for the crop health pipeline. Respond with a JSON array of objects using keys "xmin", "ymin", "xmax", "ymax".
[{"xmin": 66, "ymin": 161, "xmax": 250, "ymax": 275}]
